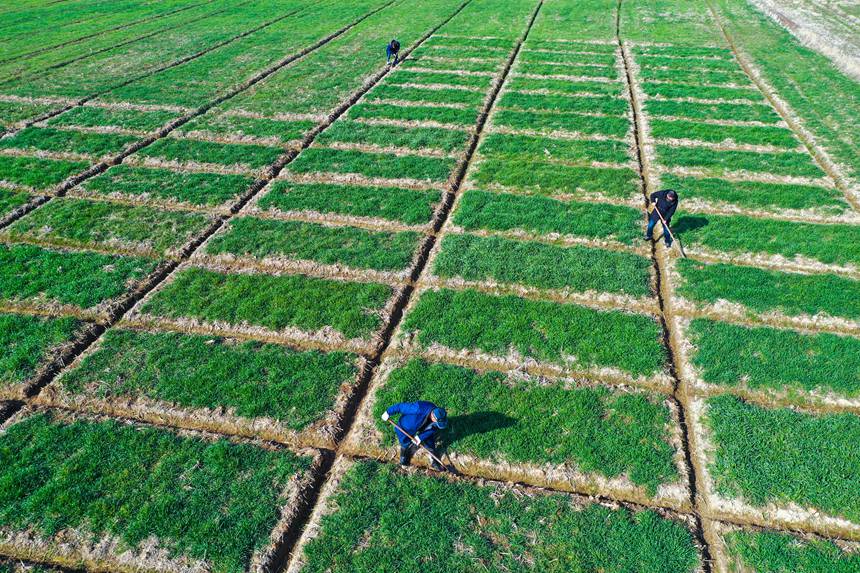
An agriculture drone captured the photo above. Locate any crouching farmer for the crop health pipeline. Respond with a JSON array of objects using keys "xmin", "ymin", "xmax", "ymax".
[
  {"xmin": 381, "ymin": 401, "xmax": 448, "ymax": 470},
  {"xmin": 386, "ymin": 38, "xmax": 401, "ymax": 65},
  {"xmin": 645, "ymin": 188, "xmax": 679, "ymax": 247}
]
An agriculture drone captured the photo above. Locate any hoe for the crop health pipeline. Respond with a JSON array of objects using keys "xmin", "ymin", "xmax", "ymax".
[
  {"xmin": 386, "ymin": 418, "xmax": 457, "ymax": 474},
  {"xmin": 653, "ymin": 204, "xmax": 687, "ymax": 258}
]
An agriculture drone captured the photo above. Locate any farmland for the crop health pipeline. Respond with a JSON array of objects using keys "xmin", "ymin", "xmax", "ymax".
[{"xmin": 0, "ymin": 0, "xmax": 858, "ymax": 571}]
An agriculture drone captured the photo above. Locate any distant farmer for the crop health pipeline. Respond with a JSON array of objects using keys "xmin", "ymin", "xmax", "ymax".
[
  {"xmin": 645, "ymin": 188, "xmax": 679, "ymax": 247},
  {"xmin": 382, "ymin": 401, "xmax": 448, "ymax": 470},
  {"xmin": 386, "ymin": 38, "xmax": 401, "ymax": 65}
]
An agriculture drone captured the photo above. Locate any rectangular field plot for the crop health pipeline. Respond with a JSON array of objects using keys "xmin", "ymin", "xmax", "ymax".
[
  {"xmin": 639, "ymin": 68, "xmax": 749, "ymax": 86},
  {"xmin": 453, "ymin": 190, "xmax": 643, "ymax": 245},
  {"xmin": 400, "ymin": 287, "xmax": 667, "ymax": 382},
  {"xmin": 519, "ymin": 50, "xmax": 617, "ymax": 67},
  {"xmin": 675, "ymin": 259, "xmax": 860, "ymax": 325},
  {"xmin": 432, "ymin": 233, "xmax": 652, "ymax": 298},
  {"xmin": 497, "ymin": 91, "xmax": 629, "ymax": 115},
  {"xmin": 347, "ymin": 358, "xmax": 686, "ymax": 505},
  {"xmin": 0, "ymin": 408, "xmax": 319, "ymax": 573},
  {"xmin": 472, "ymin": 159, "xmax": 638, "ymax": 198},
  {"xmin": 399, "ymin": 57, "xmax": 502, "ymax": 74},
  {"xmin": 255, "ymin": 180, "xmax": 442, "ymax": 226},
  {"xmin": 175, "ymin": 114, "xmax": 316, "ymax": 145},
  {"xmin": 136, "ymin": 265, "xmax": 395, "ymax": 350},
  {"xmin": 346, "ymin": 102, "xmax": 478, "ymax": 127},
  {"xmin": 137, "ymin": 137, "xmax": 283, "ymax": 172},
  {"xmin": 47, "ymin": 327, "xmax": 361, "ymax": 448},
  {"xmin": 79, "ymin": 165, "xmax": 254, "ymax": 210},
  {"xmin": 642, "ymin": 81, "xmax": 760, "ymax": 102},
  {"xmin": 644, "ymin": 100, "xmax": 781, "ymax": 124},
  {"xmin": 516, "ymin": 61, "xmax": 619, "ymax": 79},
  {"xmin": 673, "ymin": 213, "xmax": 860, "ymax": 268},
  {"xmin": 716, "ymin": 526, "xmax": 860, "ymax": 572},
  {"xmin": 288, "ymin": 147, "xmax": 455, "ymax": 184},
  {"xmin": 364, "ymin": 84, "xmax": 486, "ymax": 106},
  {"xmin": 0, "ymin": 127, "xmax": 138, "ymax": 158},
  {"xmin": 696, "ymin": 394, "xmax": 860, "ymax": 535},
  {"xmin": 506, "ymin": 75, "xmax": 625, "ymax": 96},
  {"xmin": 384, "ymin": 70, "xmax": 493, "ymax": 89},
  {"xmin": 656, "ymin": 145, "xmax": 824, "ymax": 178},
  {"xmin": 287, "ymin": 459, "xmax": 701, "ymax": 573},
  {"xmin": 478, "ymin": 132, "xmax": 631, "ymax": 164},
  {"xmin": 0, "ymin": 242, "xmax": 158, "ymax": 318},
  {"xmin": 203, "ymin": 216, "xmax": 422, "ymax": 275},
  {"xmin": 636, "ymin": 55, "xmax": 741, "ymax": 72},
  {"xmin": 649, "ymin": 119, "xmax": 798, "ymax": 148},
  {"xmin": 685, "ymin": 318, "xmax": 860, "ymax": 403},
  {"xmin": 660, "ymin": 174, "xmax": 849, "ymax": 214},
  {"xmin": 4, "ymin": 197, "xmax": 212, "ymax": 257},
  {"xmin": 0, "ymin": 155, "xmax": 89, "ymax": 192},
  {"xmin": 45, "ymin": 106, "xmax": 178, "ymax": 132},
  {"xmin": 0, "ymin": 312, "xmax": 84, "ymax": 399},
  {"xmin": 0, "ymin": 189, "xmax": 30, "ymax": 220},
  {"xmin": 635, "ymin": 45, "xmax": 734, "ymax": 60},
  {"xmin": 0, "ymin": 100, "xmax": 62, "ymax": 129},
  {"xmin": 491, "ymin": 109, "xmax": 629, "ymax": 136},
  {"xmin": 316, "ymin": 121, "xmax": 469, "ymax": 154}
]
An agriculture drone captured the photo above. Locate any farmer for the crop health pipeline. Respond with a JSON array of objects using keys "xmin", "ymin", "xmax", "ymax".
[
  {"xmin": 386, "ymin": 38, "xmax": 401, "ymax": 65},
  {"xmin": 381, "ymin": 401, "xmax": 448, "ymax": 470},
  {"xmin": 645, "ymin": 188, "xmax": 679, "ymax": 247}
]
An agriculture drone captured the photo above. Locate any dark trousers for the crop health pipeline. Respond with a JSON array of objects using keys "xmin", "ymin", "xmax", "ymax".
[
  {"xmin": 386, "ymin": 46, "xmax": 399, "ymax": 64},
  {"xmin": 646, "ymin": 216, "xmax": 672, "ymax": 245}
]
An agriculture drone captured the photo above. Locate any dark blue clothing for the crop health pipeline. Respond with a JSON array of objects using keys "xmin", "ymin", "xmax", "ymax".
[
  {"xmin": 646, "ymin": 217, "xmax": 672, "ymax": 246},
  {"xmin": 386, "ymin": 42, "xmax": 400, "ymax": 64},
  {"xmin": 648, "ymin": 189, "xmax": 678, "ymax": 223},
  {"xmin": 386, "ymin": 401, "xmax": 441, "ymax": 448}
]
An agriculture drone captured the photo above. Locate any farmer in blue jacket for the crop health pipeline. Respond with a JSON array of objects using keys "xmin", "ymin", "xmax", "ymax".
[
  {"xmin": 386, "ymin": 38, "xmax": 401, "ymax": 65},
  {"xmin": 645, "ymin": 188, "xmax": 679, "ymax": 247},
  {"xmin": 382, "ymin": 400, "xmax": 448, "ymax": 470}
]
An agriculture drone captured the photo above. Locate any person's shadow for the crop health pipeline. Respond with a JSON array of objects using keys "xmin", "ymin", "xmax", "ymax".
[
  {"xmin": 673, "ymin": 216, "xmax": 709, "ymax": 235},
  {"xmin": 442, "ymin": 411, "xmax": 516, "ymax": 448}
]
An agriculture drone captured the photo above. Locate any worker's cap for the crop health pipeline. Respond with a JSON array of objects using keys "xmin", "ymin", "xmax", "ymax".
[
  {"xmin": 432, "ymin": 407, "xmax": 448, "ymax": 429},
  {"xmin": 667, "ymin": 190, "xmax": 678, "ymax": 200}
]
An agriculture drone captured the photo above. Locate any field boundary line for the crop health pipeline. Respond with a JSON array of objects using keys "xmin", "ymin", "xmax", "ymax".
[
  {"xmin": 706, "ymin": 0, "xmax": 860, "ymax": 212},
  {"xmin": 618, "ymin": 6, "xmax": 717, "ymax": 569}
]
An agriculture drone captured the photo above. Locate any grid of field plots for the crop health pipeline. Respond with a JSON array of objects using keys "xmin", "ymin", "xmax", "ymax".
[{"xmin": 1, "ymin": 0, "xmax": 859, "ymax": 572}]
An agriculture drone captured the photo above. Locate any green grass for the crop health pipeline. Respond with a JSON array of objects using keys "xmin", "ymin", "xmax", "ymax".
[
  {"xmin": 138, "ymin": 137, "xmax": 283, "ymax": 169},
  {"xmin": 479, "ymin": 132, "xmax": 630, "ymax": 164},
  {"xmin": 365, "ymin": 84, "xmax": 485, "ymax": 106},
  {"xmin": 6, "ymin": 197, "xmax": 211, "ymax": 255},
  {"xmin": 61, "ymin": 328, "xmax": 357, "ymax": 429},
  {"xmin": 257, "ymin": 180, "xmax": 440, "ymax": 225},
  {"xmin": 656, "ymin": 145, "xmax": 824, "ymax": 178},
  {"xmin": 0, "ymin": 127, "xmax": 137, "ymax": 156},
  {"xmin": 520, "ymin": 50, "xmax": 617, "ymax": 66},
  {"xmin": 650, "ymin": 119, "xmax": 797, "ymax": 148},
  {"xmin": 659, "ymin": 173, "xmax": 847, "ymax": 213},
  {"xmin": 141, "ymin": 266, "xmax": 392, "ymax": 339},
  {"xmin": 492, "ymin": 109, "xmax": 629, "ymax": 136},
  {"xmin": 299, "ymin": 460, "xmax": 699, "ymax": 573},
  {"xmin": 637, "ymin": 55, "xmax": 741, "ymax": 72},
  {"xmin": 425, "ymin": 36, "xmax": 514, "ymax": 49},
  {"xmin": 402, "ymin": 288, "xmax": 666, "ymax": 376},
  {"xmin": 636, "ymin": 45, "xmax": 733, "ymax": 59},
  {"xmin": 347, "ymin": 102, "xmax": 478, "ymax": 126},
  {"xmin": 0, "ymin": 156, "xmax": 89, "ymax": 190},
  {"xmin": 83, "ymin": 165, "xmax": 253, "ymax": 207},
  {"xmin": 206, "ymin": 217, "xmax": 421, "ymax": 271},
  {"xmin": 46, "ymin": 106, "xmax": 177, "ymax": 132},
  {"xmin": 374, "ymin": 359, "xmax": 678, "ymax": 493},
  {"xmin": 642, "ymin": 82, "xmax": 760, "ymax": 101},
  {"xmin": 0, "ymin": 411, "xmax": 312, "ymax": 573},
  {"xmin": 645, "ymin": 99, "xmax": 781, "ymax": 124},
  {"xmin": 434, "ymin": 233, "xmax": 652, "ymax": 296},
  {"xmin": 386, "ymin": 70, "xmax": 492, "ymax": 88},
  {"xmin": 317, "ymin": 120, "xmax": 469, "ymax": 153},
  {"xmin": 724, "ymin": 529, "xmax": 860, "ymax": 572},
  {"xmin": 473, "ymin": 158, "xmax": 639, "ymax": 198},
  {"xmin": 675, "ymin": 212, "xmax": 860, "ymax": 266},
  {"xmin": 688, "ymin": 318, "xmax": 860, "ymax": 398},
  {"xmin": 454, "ymin": 189, "xmax": 643, "ymax": 244},
  {"xmin": 0, "ymin": 101, "xmax": 59, "ymax": 128},
  {"xmin": 639, "ymin": 67, "xmax": 748, "ymax": 86},
  {"xmin": 401, "ymin": 57, "xmax": 500, "ymax": 73},
  {"xmin": 498, "ymin": 91, "xmax": 628, "ymax": 115},
  {"xmin": 677, "ymin": 259, "xmax": 860, "ymax": 320},
  {"xmin": 506, "ymin": 75, "xmax": 624, "ymax": 96},
  {"xmin": 518, "ymin": 61, "xmax": 618, "ymax": 79},
  {"xmin": 179, "ymin": 114, "xmax": 315, "ymax": 143},
  {"xmin": 0, "ymin": 312, "xmax": 81, "ymax": 390},
  {"xmin": 0, "ymin": 243, "xmax": 157, "ymax": 310},
  {"xmin": 706, "ymin": 394, "xmax": 860, "ymax": 522},
  {"xmin": 289, "ymin": 147, "xmax": 455, "ymax": 183},
  {"xmin": 528, "ymin": 39, "xmax": 618, "ymax": 53},
  {"xmin": 0, "ymin": 189, "xmax": 30, "ymax": 218}
]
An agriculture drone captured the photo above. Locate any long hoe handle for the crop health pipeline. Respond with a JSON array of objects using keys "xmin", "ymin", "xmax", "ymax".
[
  {"xmin": 386, "ymin": 418, "xmax": 449, "ymax": 470},
  {"xmin": 652, "ymin": 205, "xmax": 687, "ymax": 258}
]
